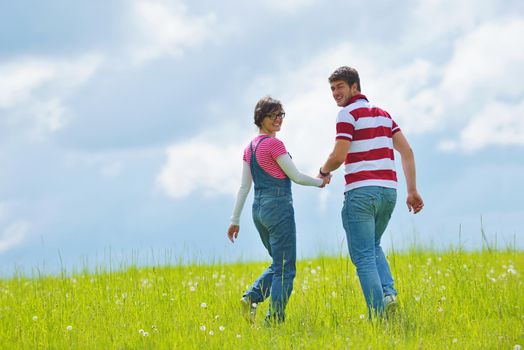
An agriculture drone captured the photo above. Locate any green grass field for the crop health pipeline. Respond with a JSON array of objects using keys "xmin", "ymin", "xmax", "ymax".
[{"xmin": 1, "ymin": 249, "xmax": 522, "ymax": 349}]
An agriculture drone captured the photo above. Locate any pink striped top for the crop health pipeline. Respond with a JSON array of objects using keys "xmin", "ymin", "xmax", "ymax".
[
  {"xmin": 243, "ymin": 135, "xmax": 288, "ymax": 179},
  {"xmin": 335, "ymin": 94, "xmax": 400, "ymax": 191}
]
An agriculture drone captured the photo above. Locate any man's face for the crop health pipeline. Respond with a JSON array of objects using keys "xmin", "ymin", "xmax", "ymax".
[{"xmin": 330, "ymin": 80, "xmax": 358, "ymax": 107}]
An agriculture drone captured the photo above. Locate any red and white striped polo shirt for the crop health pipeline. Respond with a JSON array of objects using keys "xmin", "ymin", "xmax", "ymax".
[{"xmin": 336, "ymin": 94, "xmax": 400, "ymax": 192}]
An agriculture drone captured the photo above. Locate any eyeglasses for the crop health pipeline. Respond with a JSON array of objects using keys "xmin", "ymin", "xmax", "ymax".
[{"xmin": 266, "ymin": 112, "xmax": 286, "ymax": 121}]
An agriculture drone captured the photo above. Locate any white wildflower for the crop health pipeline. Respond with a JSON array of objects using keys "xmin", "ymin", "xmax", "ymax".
[
  {"xmin": 359, "ymin": 314, "xmax": 365, "ymax": 320},
  {"xmin": 209, "ymin": 330, "xmax": 214, "ymax": 336},
  {"xmin": 219, "ymin": 326, "xmax": 225, "ymax": 332},
  {"xmin": 66, "ymin": 325, "xmax": 73, "ymax": 331},
  {"xmin": 200, "ymin": 302, "xmax": 207, "ymax": 308},
  {"xmin": 139, "ymin": 329, "xmax": 145, "ymax": 334},
  {"xmin": 200, "ymin": 325, "xmax": 206, "ymax": 331},
  {"xmin": 142, "ymin": 332, "xmax": 149, "ymax": 337}
]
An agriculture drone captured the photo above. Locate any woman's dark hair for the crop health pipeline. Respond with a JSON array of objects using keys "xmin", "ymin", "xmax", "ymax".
[
  {"xmin": 253, "ymin": 96, "xmax": 283, "ymax": 127},
  {"xmin": 328, "ymin": 66, "xmax": 361, "ymax": 91}
]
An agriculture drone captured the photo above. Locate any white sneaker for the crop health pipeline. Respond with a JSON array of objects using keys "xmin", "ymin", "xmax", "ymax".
[
  {"xmin": 384, "ymin": 294, "xmax": 398, "ymax": 316},
  {"xmin": 240, "ymin": 297, "xmax": 257, "ymax": 324}
]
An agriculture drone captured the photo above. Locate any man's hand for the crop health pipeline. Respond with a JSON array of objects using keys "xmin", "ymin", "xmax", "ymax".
[
  {"xmin": 227, "ymin": 224, "xmax": 240, "ymax": 243},
  {"xmin": 406, "ymin": 191, "xmax": 424, "ymax": 214}
]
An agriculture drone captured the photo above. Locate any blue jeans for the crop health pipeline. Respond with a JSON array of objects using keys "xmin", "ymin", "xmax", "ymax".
[
  {"xmin": 244, "ymin": 193, "xmax": 296, "ymax": 322},
  {"xmin": 342, "ymin": 186, "xmax": 397, "ymax": 316}
]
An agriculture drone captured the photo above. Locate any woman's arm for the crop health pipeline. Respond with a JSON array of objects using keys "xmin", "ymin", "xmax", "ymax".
[
  {"xmin": 277, "ymin": 153, "xmax": 324, "ymax": 187},
  {"xmin": 228, "ymin": 161, "xmax": 252, "ymax": 242}
]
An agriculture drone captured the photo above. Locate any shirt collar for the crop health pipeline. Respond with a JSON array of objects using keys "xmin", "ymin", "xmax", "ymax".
[{"xmin": 345, "ymin": 93, "xmax": 368, "ymax": 106}]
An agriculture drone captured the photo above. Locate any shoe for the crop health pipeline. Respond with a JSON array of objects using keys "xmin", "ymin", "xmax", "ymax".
[
  {"xmin": 240, "ymin": 297, "xmax": 257, "ymax": 324},
  {"xmin": 383, "ymin": 294, "xmax": 398, "ymax": 317}
]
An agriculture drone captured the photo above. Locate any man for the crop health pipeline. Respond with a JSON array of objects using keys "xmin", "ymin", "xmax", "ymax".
[{"xmin": 318, "ymin": 66, "xmax": 424, "ymax": 317}]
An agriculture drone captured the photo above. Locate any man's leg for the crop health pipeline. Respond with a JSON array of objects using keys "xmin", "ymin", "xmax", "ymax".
[
  {"xmin": 374, "ymin": 188, "xmax": 397, "ymax": 297},
  {"xmin": 342, "ymin": 188, "xmax": 384, "ymax": 317}
]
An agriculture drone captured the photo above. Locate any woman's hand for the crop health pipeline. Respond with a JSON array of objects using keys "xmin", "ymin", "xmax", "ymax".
[{"xmin": 227, "ymin": 225, "xmax": 240, "ymax": 243}]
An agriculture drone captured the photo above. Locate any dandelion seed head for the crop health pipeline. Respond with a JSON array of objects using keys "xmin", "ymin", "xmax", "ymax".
[
  {"xmin": 452, "ymin": 338, "xmax": 458, "ymax": 343},
  {"xmin": 200, "ymin": 325, "xmax": 206, "ymax": 331},
  {"xmin": 139, "ymin": 329, "xmax": 145, "ymax": 334},
  {"xmin": 359, "ymin": 314, "xmax": 365, "ymax": 320},
  {"xmin": 514, "ymin": 344, "xmax": 521, "ymax": 350},
  {"xmin": 32, "ymin": 316, "xmax": 38, "ymax": 321},
  {"xmin": 66, "ymin": 325, "xmax": 73, "ymax": 331},
  {"xmin": 219, "ymin": 326, "xmax": 225, "ymax": 331},
  {"xmin": 143, "ymin": 331, "xmax": 149, "ymax": 337},
  {"xmin": 236, "ymin": 334, "xmax": 242, "ymax": 338},
  {"xmin": 251, "ymin": 303, "xmax": 257, "ymax": 308},
  {"xmin": 209, "ymin": 330, "xmax": 214, "ymax": 336},
  {"xmin": 414, "ymin": 295, "xmax": 421, "ymax": 302},
  {"xmin": 190, "ymin": 286, "xmax": 196, "ymax": 292},
  {"xmin": 438, "ymin": 307, "xmax": 444, "ymax": 313},
  {"xmin": 215, "ymin": 315, "xmax": 220, "ymax": 320},
  {"xmin": 441, "ymin": 296, "xmax": 447, "ymax": 301},
  {"xmin": 200, "ymin": 302, "xmax": 207, "ymax": 308}
]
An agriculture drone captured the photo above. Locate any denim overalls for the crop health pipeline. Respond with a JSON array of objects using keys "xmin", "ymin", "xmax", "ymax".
[{"xmin": 243, "ymin": 136, "xmax": 297, "ymax": 322}]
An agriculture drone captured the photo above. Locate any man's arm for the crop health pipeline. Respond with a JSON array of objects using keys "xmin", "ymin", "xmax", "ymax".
[
  {"xmin": 392, "ymin": 131, "xmax": 424, "ymax": 214},
  {"xmin": 319, "ymin": 139, "xmax": 350, "ymax": 175}
]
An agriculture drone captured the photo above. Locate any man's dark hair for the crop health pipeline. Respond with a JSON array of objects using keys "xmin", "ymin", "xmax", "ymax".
[
  {"xmin": 328, "ymin": 66, "xmax": 361, "ymax": 91},
  {"xmin": 253, "ymin": 96, "xmax": 283, "ymax": 127}
]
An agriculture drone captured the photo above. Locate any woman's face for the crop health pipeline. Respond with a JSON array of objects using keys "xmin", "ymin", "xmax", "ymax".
[{"xmin": 260, "ymin": 109, "xmax": 285, "ymax": 134}]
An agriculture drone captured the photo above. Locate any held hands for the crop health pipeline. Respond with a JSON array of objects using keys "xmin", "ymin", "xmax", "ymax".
[
  {"xmin": 406, "ymin": 191, "xmax": 424, "ymax": 214},
  {"xmin": 319, "ymin": 173, "xmax": 332, "ymax": 188},
  {"xmin": 227, "ymin": 224, "xmax": 239, "ymax": 243},
  {"xmin": 317, "ymin": 167, "xmax": 332, "ymax": 188}
]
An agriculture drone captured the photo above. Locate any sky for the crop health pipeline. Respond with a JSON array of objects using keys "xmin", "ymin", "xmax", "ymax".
[{"xmin": 1, "ymin": 0, "xmax": 523, "ymax": 276}]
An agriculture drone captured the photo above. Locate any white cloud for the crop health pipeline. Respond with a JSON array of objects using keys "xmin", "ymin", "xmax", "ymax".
[
  {"xmin": 128, "ymin": 0, "xmax": 217, "ymax": 64},
  {"xmin": 457, "ymin": 100, "xmax": 524, "ymax": 152},
  {"xmin": 262, "ymin": 0, "xmax": 317, "ymax": 12},
  {"xmin": 157, "ymin": 136, "xmax": 245, "ymax": 198},
  {"xmin": 411, "ymin": 0, "xmax": 499, "ymax": 43},
  {"xmin": 0, "ymin": 54, "xmax": 103, "ymax": 136},
  {"xmin": 0, "ymin": 221, "xmax": 30, "ymax": 253},
  {"xmin": 100, "ymin": 161, "xmax": 125, "ymax": 178},
  {"xmin": 441, "ymin": 18, "xmax": 524, "ymax": 103}
]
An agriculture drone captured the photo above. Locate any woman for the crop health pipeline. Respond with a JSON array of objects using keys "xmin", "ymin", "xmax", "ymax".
[{"xmin": 227, "ymin": 96, "xmax": 330, "ymax": 325}]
